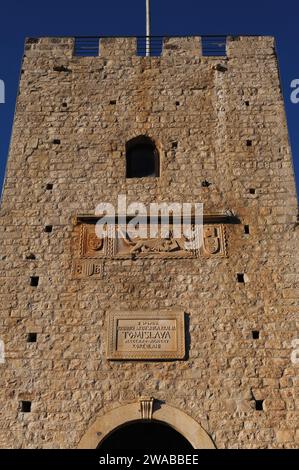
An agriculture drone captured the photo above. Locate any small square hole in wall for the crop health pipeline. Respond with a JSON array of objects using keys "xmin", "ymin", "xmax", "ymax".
[
  {"xmin": 255, "ymin": 400, "xmax": 264, "ymax": 411},
  {"xmin": 21, "ymin": 401, "xmax": 31, "ymax": 412},
  {"xmin": 252, "ymin": 330, "xmax": 259, "ymax": 339},
  {"xmin": 53, "ymin": 65, "xmax": 71, "ymax": 73},
  {"xmin": 109, "ymin": 100, "xmax": 116, "ymax": 105},
  {"xmin": 245, "ymin": 101, "xmax": 250, "ymax": 106},
  {"xmin": 46, "ymin": 183, "xmax": 53, "ymax": 190},
  {"xmin": 244, "ymin": 225, "xmax": 250, "ymax": 234},
  {"xmin": 249, "ymin": 188, "xmax": 256, "ymax": 195},
  {"xmin": 214, "ymin": 63, "xmax": 227, "ymax": 72},
  {"xmin": 44, "ymin": 225, "xmax": 53, "ymax": 233},
  {"xmin": 202, "ymin": 180, "xmax": 211, "ymax": 188},
  {"xmin": 52, "ymin": 139, "xmax": 61, "ymax": 145},
  {"xmin": 62, "ymin": 102, "xmax": 67, "ymax": 107},
  {"xmin": 30, "ymin": 276, "xmax": 39, "ymax": 287},
  {"xmin": 237, "ymin": 273, "xmax": 245, "ymax": 283},
  {"xmin": 172, "ymin": 142, "xmax": 178, "ymax": 149},
  {"xmin": 175, "ymin": 101, "xmax": 180, "ymax": 106},
  {"xmin": 246, "ymin": 140, "xmax": 252, "ymax": 147},
  {"xmin": 25, "ymin": 253, "xmax": 36, "ymax": 260},
  {"xmin": 27, "ymin": 333, "xmax": 37, "ymax": 343}
]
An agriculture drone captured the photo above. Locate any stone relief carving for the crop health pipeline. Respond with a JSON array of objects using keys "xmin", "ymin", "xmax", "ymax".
[
  {"xmin": 71, "ymin": 216, "xmax": 227, "ymax": 278},
  {"xmin": 203, "ymin": 226, "xmax": 224, "ymax": 255},
  {"xmin": 116, "ymin": 226, "xmax": 198, "ymax": 258},
  {"xmin": 77, "ymin": 223, "xmax": 226, "ymax": 260},
  {"xmin": 72, "ymin": 259, "xmax": 104, "ymax": 279},
  {"xmin": 80, "ymin": 225, "xmax": 105, "ymax": 258}
]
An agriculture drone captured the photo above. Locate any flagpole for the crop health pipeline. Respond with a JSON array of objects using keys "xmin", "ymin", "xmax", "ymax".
[{"xmin": 146, "ymin": 0, "xmax": 151, "ymax": 56}]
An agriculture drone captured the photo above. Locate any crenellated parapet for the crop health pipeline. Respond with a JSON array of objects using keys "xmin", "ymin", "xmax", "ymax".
[{"xmin": 23, "ymin": 35, "xmax": 276, "ymax": 59}]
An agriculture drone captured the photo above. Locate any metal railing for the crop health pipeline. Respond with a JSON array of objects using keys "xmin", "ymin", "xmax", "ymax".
[
  {"xmin": 74, "ymin": 36, "xmax": 227, "ymax": 57},
  {"xmin": 136, "ymin": 36, "xmax": 163, "ymax": 56},
  {"xmin": 74, "ymin": 37, "xmax": 99, "ymax": 56},
  {"xmin": 201, "ymin": 36, "xmax": 227, "ymax": 56}
]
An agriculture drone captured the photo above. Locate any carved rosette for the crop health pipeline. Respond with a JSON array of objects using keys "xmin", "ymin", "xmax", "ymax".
[{"xmin": 139, "ymin": 397, "xmax": 154, "ymax": 420}]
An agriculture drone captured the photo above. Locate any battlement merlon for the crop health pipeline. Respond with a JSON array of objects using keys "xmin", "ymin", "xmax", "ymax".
[{"xmin": 24, "ymin": 36, "xmax": 276, "ymax": 59}]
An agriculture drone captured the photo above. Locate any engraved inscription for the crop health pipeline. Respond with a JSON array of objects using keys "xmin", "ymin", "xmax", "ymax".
[
  {"xmin": 116, "ymin": 319, "xmax": 177, "ymax": 352},
  {"xmin": 107, "ymin": 310, "xmax": 185, "ymax": 360}
]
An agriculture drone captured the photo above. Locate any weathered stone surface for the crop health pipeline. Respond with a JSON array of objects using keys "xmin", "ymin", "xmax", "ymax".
[{"xmin": 0, "ymin": 35, "xmax": 298, "ymax": 449}]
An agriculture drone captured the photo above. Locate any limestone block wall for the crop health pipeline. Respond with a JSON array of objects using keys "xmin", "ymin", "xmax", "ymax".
[{"xmin": 0, "ymin": 36, "xmax": 298, "ymax": 448}]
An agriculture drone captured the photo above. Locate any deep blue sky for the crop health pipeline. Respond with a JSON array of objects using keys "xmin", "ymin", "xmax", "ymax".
[{"xmin": 0, "ymin": 0, "xmax": 298, "ymax": 197}]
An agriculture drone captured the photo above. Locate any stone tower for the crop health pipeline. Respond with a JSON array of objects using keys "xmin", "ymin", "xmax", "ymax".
[{"xmin": 0, "ymin": 36, "xmax": 298, "ymax": 449}]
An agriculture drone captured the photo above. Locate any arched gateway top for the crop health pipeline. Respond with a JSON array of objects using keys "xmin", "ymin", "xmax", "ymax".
[{"xmin": 77, "ymin": 401, "xmax": 215, "ymax": 449}]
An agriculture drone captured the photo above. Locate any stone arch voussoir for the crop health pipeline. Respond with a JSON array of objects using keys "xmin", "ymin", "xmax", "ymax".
[{"xmin": 77, "ymin": 401, "xmax": 215, "ymax": 449}]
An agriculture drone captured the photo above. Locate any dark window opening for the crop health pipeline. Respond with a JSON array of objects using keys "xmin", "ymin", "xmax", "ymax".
[
  {"xmin": 27, "ymin": 333, "xmax": 37, "ymax": 343},
  {"xmin": 46, "ymin": 183, "xmax": 53, "ymax": 190},
  {"xmin": 237, "ymin": 273, "xmax": 245, "ymax": 283},
  {"xmin": 202, "ymin": 180, "xmax": 211, "ymax": 187},
  {"xmin": 62, "ymin": 102, "xmax": 68, "ymax": 107},
  {"xmin": 249, "ymin": 188, "xmax": 256, "ymax": 195},
  {"xmin": 175, "ymin": 101, "xmax": 180, "ymax": 106},
  {"xmin": 21, "ymin": 401, "xmax": 31, "ymax": 412},
  {"xmin": 252, "ymin": 330, "xmax": 260, "ymax": 339},
  {"xmin": 244, "ymin": 225, "xmax": 250, "ymax": 234},
  {"xmin": 245, "ymin": 101, "xmax": 250, "ymax": 106},
  {"xmin": 172, "ymin": 141, "xmax": 178, "ymax": 149},
  {"xmin": 126, "ymin": 136, "xmax": 159, "ymax": 178},
  {"xmin": 110, "ymin": 100, "xmax": 116, "ymax": 105},
  {"xmin": 44, "ymin": 225, "xmax": 53, "ymax": 233},
  {"xmin": 30, "ymin": 276, "xmax": 39, "ymax": 287},
  {"xmin": 255, "ymin": 400, "xmax": 264, "ymax": 411},
  {"xmin": 246, "ymin": 140, "xmax": 252, "ymax": 147},
  {"xmin": 53, "ymin": 139, "xmax": 60, "ymax": 145}
]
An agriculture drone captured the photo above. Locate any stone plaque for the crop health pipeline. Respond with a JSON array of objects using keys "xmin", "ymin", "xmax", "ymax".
[{"xmin": 107, "ymin": 310, "xmax": 185, "ymax": 360}]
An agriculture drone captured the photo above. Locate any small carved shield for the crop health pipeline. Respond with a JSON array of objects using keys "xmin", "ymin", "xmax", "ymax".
[
  {"xmin": 204, "ymin": 232, "xmax": 220, "ymax": 254},
  {"xmin": 204, "ymin": 227, "xmax": 221, "ymax": 255},
  {"xmin": 82, "ymin": 261, "xmax": 94, "ymax": 277}
]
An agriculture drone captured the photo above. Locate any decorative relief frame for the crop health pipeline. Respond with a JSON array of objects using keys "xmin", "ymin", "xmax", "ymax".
[{"xmin": 71, "ymin": 213, "xmax": 232, "ymax": 279}]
